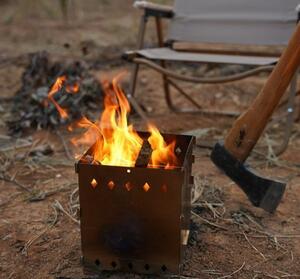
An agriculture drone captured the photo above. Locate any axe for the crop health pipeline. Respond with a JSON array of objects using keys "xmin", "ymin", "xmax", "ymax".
[{"xmin": 211, "ymin": 23, "xmax": 300, "ymax": 213}]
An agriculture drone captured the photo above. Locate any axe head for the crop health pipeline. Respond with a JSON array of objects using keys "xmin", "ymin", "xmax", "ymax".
[{"xmin": 210, "ymin": 142, "xmax": 286, "ymax": 213}]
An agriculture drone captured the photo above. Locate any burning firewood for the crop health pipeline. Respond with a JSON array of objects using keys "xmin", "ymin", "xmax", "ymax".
[{"xmin": 62, "ymin": 73, "xmax": 180, "ymax": 169}]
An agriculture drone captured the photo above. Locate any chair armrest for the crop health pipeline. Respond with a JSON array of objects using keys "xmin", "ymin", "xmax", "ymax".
[{"xmin": 133, "ymin": 1, "xmax": 174, "ymax": 18}]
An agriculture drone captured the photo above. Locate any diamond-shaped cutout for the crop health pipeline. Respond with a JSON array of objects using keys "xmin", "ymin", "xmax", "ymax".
[
  {"xmin": 90, "ymin": 178, "xmax": 98, "ymax": 188},
  {"xmin": 143, "ymin": 182, "xmax": 150, "ymax": 192},
  {"xmin": 125, "ymin": 182, "xmax": 133, "ymax": 192},
  {"xmin": 108, "ymin": 180, "xmax": 115, "ymax": 190}
]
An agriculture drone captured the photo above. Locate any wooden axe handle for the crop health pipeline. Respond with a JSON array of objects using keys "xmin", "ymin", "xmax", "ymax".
[{"xmin": 224, "ymin": 23, "xmax": 300, "ymax": 162}]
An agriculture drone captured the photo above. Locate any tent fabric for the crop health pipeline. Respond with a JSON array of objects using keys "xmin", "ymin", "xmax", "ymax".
[
  {"xmin": 167, "ymin": 0, "xmax": 299, "ymax": 45},
  {"xmin": 136, "ymin": 48, "xmax": 278, "ymax": 66}
]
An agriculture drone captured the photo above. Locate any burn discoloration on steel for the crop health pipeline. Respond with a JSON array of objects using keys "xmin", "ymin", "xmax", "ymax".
[{"xmin": 76, "ymin": 132, "xmax": 195, "ymax": 275}]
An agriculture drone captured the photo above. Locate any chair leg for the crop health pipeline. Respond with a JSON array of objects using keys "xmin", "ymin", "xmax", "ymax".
[
  {"xmin": 127, "ymin": 94, "xmax": 149, "ymax": 123},
  {"xmin": 127, "ymin": 63, "xmax": 149, "ymax": 122},
  {"xmin": 275, "ymin": 71, "xmax": 298, "ymax": 155},
  {"xmin": 128, "ymin": 63, "xmax": 139, "ymax": 99},
  {"xmin": 154, "ymin": 17, "xmax": 176, "ymax": 114},
  {"xmin": 154, "ymin": 16, "xmax": 204, "ymax": 114},
  {"xmin": 129, "ymin": 14, "xmax": 147, "ymax": 99},
  {"xmin": 164, "ymin": 78, "xmax": 238, "ymax": 117},
  {"xmin": 126, "ymin": 14, "xmax": 149, "ymax": 122},
  {"xmin": 165, "ymin": 78, "xmax": 203, "ymax": 112}
]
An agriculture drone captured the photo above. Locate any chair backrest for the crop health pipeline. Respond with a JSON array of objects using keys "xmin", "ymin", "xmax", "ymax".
[{"xmin": 167, "ymin": 0, "xmax": 299, "ymax": 46}]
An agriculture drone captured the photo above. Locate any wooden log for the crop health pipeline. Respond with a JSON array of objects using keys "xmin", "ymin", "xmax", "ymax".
[{"xmin": 135, "ymin": 140, "xmax": 152, "ymax": 167}]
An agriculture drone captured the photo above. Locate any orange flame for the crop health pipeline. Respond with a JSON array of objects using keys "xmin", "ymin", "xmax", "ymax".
[
  {"xmin": 49, "ymin": 73, "xmax": 178, "ymax": 169},
  {"xmin": 71, "ymin": 73, "xmax": 143, "ymax": 167},
  {"xmin": 47, "ymin": 75, "xmax": 79, "ymax": 119},
  {"xmin": 66, "ymin": 82, "xmax": 79, "ymax": 94},
  {"xmin": 147, "ymin": 125, "xmax": 178, "ymax": 169}
]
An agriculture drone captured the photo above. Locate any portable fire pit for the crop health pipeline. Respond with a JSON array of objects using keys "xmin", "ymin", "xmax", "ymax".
[{"xmin": 75, "ymin": 131, "xmax": 195, "ymax": 275}]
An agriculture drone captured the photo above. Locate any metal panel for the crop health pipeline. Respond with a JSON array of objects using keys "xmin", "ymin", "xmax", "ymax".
[{"xmin": 76, "ymin": 133, "xmax": 195, "ymax": 275}]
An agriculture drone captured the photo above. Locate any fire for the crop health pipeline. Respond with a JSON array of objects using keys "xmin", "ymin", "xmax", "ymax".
[
  {"xmin": 147, "ymin": 125, "xmax": 178, "ymax": 169},
  {"xmin": 47, "ymin": 75, "xmax": 79, "ymax": 119},
  {"xmin": 71, "ymin": 74, "xmax": 143, "ymax": 167},
  {"xmin": 49, "ymin": 73, "xmax": 178, "ymax": 169},
  {"xmin": 66, "ymin": 83, "xmax": 79, "ymax": 93}
]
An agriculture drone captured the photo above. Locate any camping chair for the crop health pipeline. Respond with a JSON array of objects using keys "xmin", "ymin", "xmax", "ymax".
[{"xmin": 123, "ymin": 0, "xmax": 300, "ymax": 155}]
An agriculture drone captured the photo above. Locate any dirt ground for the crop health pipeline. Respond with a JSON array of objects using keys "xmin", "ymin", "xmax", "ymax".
[{"xmin": 0, "ymin": 1, "xmax": 300, "ymax": 279}]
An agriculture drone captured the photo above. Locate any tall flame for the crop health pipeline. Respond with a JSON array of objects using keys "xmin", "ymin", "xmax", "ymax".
[
  {"xmin": 72, "ymin": 74, "xmax": 143, "ymax": 167},
  {"xmin": 48, "ymin": 73, "xmax": 178, "ymax": 169}
]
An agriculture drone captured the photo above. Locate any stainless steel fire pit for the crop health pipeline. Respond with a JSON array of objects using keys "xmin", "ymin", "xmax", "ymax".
[{"xmin": 75, "ymin": 131, "xmax": 195, "ymax": 275}]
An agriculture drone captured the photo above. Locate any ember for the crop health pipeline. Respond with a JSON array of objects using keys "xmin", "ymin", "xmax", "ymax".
[
  {"xmin": 47, "ymin": 75, "xmax": 79, "ymax": 119},
  {"xmin": 7, "ymin": 51, "xmax": 102, "ymax": 134}
]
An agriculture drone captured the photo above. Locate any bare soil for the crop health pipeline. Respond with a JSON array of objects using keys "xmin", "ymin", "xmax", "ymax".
[{"xmin": 0, "ymin": 1, "xmax": 300, "ymax": 279}]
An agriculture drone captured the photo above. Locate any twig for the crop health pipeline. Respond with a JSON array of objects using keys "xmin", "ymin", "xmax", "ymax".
[
  {"xmin": 69, "ymin": 187, "xmax": 79, "ymax": 216},
  {"xmin": 0, "ymin": 193, "xmax": 21, "ymax": 208},
  {"xmin": 53, "ymin": 200, "xmax": 80, "ymax": 225},
  {"xmin": 28, "ymin": 182, "xmax": 77, "ymax": 202},
  {"xmin": 169, "ymin": 275, "xmax": 200, "ymax": 279},
  {"xmin": 22, "ymin": 204, "xmax": 58, "ymax": 255},
  {"xmin": 277, "ymin": 270, "xmax": 300, "ymax": 278},
  {"xmin": 0, "ymin": 174, "xmax": 32, "ymax": 193},
  {"xmin": 0, "ymin": 140, "xmax": 33, "ymax": 152},
  {"xmin": 46, "ymin": 182, "xmax": 77, "ymax": 197},
  {"xmin": 217, "ymin": 262, "xmax": 245, "ymax": 279},
  {"xmin": 202, "ymin": 269, "xmax": 222, "ymax": 275},
  {"xmin": 250, "ymin": 248, "xmax": 290, "ymax": 270},
  {"xmin": 191, "ymin": 211, "xmax": 227, "ymax": 231},
  {"xmin": 274, "ymin": 234, "xmax": 300, "ymax": 238},
  {"xmin": 265, "ymin": 133, "xmax": 279, "ymax": 163},
  {"xmin": 242, "ymin": 231, "xmax": 266, "ymax": 260},
  {"xmin": 55, "ymin": 129, "xmax": 73, "ymax": 161},
  {"xmin": 192, "ymin": 202, "xmax": 224, "ymax": 207},
  {"xmin": 191, "ymin": 174, "xmax": 205, "ymax": 204},
  {"xmin": 254, "ymin": 271, "xmax": 280, "ymax": 279},
  {"xmin": 240, "ymin": 211, "xmax": 264, "ymax": 230}
]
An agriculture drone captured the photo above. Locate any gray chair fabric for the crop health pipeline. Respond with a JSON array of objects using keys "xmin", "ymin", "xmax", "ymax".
[
  {"xmin": 136, "ymin": 48, "xmax": 278, "ymax": 65},
  {"xmin": 168, "ymin": 0, "xmax": 299, "ymax": 45}
]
